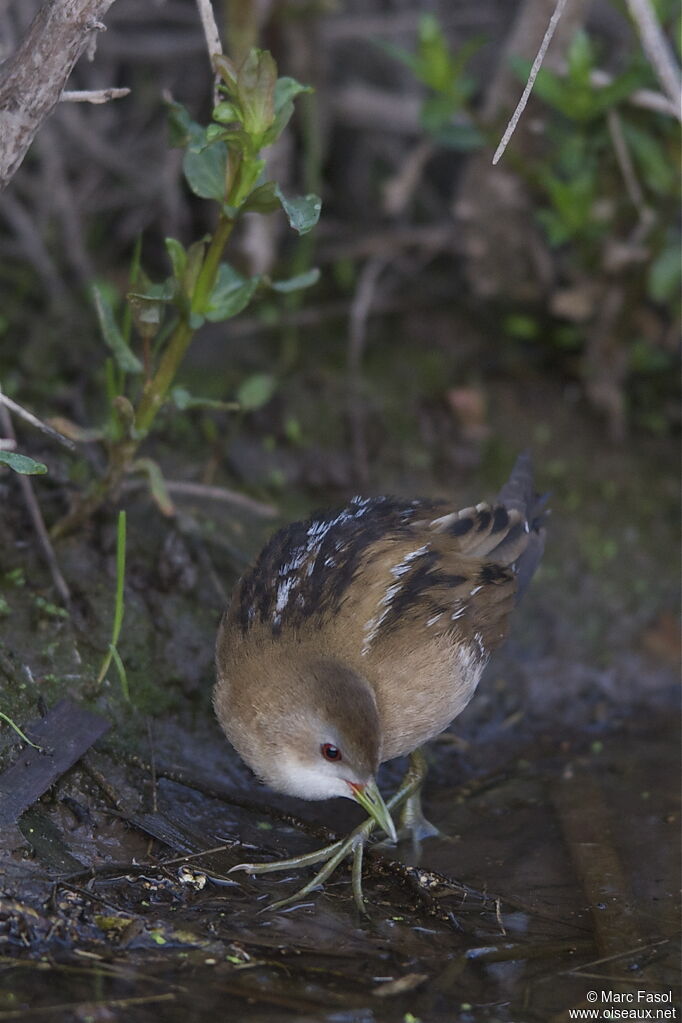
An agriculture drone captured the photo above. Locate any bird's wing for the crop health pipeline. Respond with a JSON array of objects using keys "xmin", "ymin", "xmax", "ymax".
[{"xmin": 330, "ymin": 502, "xmax": 528, "ymax": 661}]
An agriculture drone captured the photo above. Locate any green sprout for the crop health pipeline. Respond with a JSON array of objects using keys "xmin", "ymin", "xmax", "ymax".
[{"xmin": 97, "ymin": 510, "xmax": 129, "ymax": 702}]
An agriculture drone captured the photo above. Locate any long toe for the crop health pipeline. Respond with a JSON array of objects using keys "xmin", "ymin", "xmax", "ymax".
[{"xmin": 265, "ymin": 828, "xmax": 371, "ymax": 913}]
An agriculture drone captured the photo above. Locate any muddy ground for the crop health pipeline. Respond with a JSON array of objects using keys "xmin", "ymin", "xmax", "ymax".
[{"xmin": 0, "ymin": 361, "xmax": 679, "ymax": 1022}]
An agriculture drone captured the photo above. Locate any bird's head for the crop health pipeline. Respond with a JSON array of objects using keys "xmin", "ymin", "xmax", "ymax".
[{"xmin": 214, "ymin": 652, "xmax": 397, "ymax": 842}]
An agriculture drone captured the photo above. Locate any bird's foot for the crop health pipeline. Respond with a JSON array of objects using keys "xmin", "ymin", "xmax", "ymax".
[
  {"xmin": 399, "ymin": 788, "xmax": 442, "ymax": 843},
  {"xmin": 375, "ymin": 750, "xmax": 443, "ymax": 856},
  {"xmin": 229, "ymin": 748, "xmax": 430, "ymax": 913},
  {"xmin": 229, "ymin": 816, "xmax": 374, "ymax": 914}
]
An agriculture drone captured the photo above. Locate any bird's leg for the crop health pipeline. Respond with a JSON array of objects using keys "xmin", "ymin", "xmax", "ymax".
[
  {"xmin": 396, "ymin": 748, "xmax": 441, "ymax": 847},
  {"xmin": 229, "ymin": 752, "xmax": 427, "ymax": 913}
]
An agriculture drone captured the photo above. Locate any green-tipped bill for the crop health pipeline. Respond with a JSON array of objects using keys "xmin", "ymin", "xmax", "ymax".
[{"xmin": 348, "ymin": 779, "xmax": 397, "ymax": 843}]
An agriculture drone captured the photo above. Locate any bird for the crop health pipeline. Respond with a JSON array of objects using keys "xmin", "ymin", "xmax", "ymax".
[{"xmin": 214, "ymin": 452, "xmax": 546, "ymax": 911}]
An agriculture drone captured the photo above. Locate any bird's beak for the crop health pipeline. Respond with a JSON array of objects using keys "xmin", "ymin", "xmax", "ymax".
[{"xmin": 348, "ymin": 780, "xmax": 397, "ymax": 843}]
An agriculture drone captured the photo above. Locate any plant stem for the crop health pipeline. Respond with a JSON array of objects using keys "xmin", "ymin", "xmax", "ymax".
[
  {"xmin": 51, "ymin": 215, "xmax": 235, "ymax": 538},
  {"xmin": 134, "ymin": 214, "xmax": 234, "ymax": 435},
  {"xmin": 97, "ymin": 509, "xmax": 127, "ymax": 687}
]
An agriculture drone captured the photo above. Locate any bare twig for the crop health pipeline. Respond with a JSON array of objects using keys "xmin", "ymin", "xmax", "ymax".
[
  {"xmin": 123, "ymin": 477, "xmax": 278, "ymax": 518},
  {"xmin": 194, "ymin": 0, "xmax": 222, "ymax": 103},
  {"xmin": 591, "ymin": 70, "xmax": 678, "ymax": 117},
  {"xmin": 625, "ymin": 0, "xmax": 682, "ymax": 118},
  {"xmin": 607, "ymin": 109, "xmax": 654, "ymax": 230},
  {"xmin": 0, "ymin": 392, "xmax": 76, "ymax": 451},
  {"xmin": 195, "ymin": 0, "xmax": 222, "ymax": 60},
  {"xmin": 492, "ymin": 0, "xmax": 571, "ymax": 165},
  {"xmin": 60, "ymin": 87, "xmax": 130, "ymax": 103},
  {"xmin": 0, "ymin": 390, "xmax": 71, "ymax": 607},
  {"xmin": 383, "ymin": 139, "xmax": 436, "ymax": 217}
]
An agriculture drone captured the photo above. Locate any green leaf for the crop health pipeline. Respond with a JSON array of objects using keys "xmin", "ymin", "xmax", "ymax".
[
  {"xmin": 205, "ymin": 263, "xmax": 260, "ymax": 321},
  {"xmin": 92, "ymin": 285, "xmax": 143, "ymax": 375},
  {"xmin": 128, "ymin": 279, "xmax": 175, "ymax": 304},
  {"xmin": 132, "ymin": 458, "xmax": 174, "ymax": 517},
  {"xmin": 165, "ymin": 238, "xmax": 187, "ymax": 282},
  {"xmin": 183, "ymin": 140, "xmax": 228, "ymax": 200},
  {"xmin": 214, "ymin": 54, "xmax": 239, "ymax": 91},
  {"xmin": 0, "ymin": 451, "xmax": 47, "ymax": 475},
  {"xmin": 416, "ymin": 14, "xmax": 456, "ymax": 93},
  {"xmin": 566, "ymin": 29, "xmax": 595, "ymax": 88},
  {"xmin": 237, "ymin": 49, "xmax": 277, "ymax": 139},
  {"xmin": 171, "ymin": 386, "xmax": 239, "ymax": 412},
  {"xmin": 275, "ymin": 76, "xmax": 313, "ymax": 115},
  {"xmin": 212, "ymin": 101, "xmax": 241, "ymax": 124},
  {"xmin": 621, "ymin": 119, "xmax": 677, "ymax": 196},
  {"xmin": 241, "ymin": 181, "xmax": 281, "ymax": 214},
  {"xmin": 184, "ymin": 240, "xmax": 208, "ymax": 298},
  {"xmin": 229, "ymin": 156, "xmax": 265, "ymax": 207},
  {"xmin": 263, "ymin": 76, "xmax": 313, "ymax": 144},
  {"xmin": 428, "ymin": 119, "xmax": 483, "ymax": 150},
  {"xmin": 167, "ymin": 101, "xmax": 204, "ymax": 149},
  {"xmin": 270, "ymin": 268, "xmax": 320, "ymax": 293},
  {"xmin": 648, "ymin": 241, "xmax": 681, "ymax": 304},
  {"xmin": 237, "ymin": 373, "xmax": 277, "ymax": 411},
  {"xmin": 274, "ymin": 187, "xmax": 321, "ymax": 235}
]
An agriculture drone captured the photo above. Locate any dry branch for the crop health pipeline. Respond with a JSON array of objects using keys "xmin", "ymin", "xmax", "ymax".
[
  {"xmin": 60, "ymin": 87, "xmax": 130, "ymax": 103},
  {"xmin": 625, "ymin": 0, "xmax": 682, "ymax": 118},
  {"xmin": 0, "ymin": 0, "xmax": 118, "ymax": 190}
]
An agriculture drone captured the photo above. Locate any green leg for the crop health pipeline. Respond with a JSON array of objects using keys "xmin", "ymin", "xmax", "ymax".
[
  {"xmin": 229, "ymin": 748, "xmax": 429, "ymax": 913},
  {"xmin": 397, "ymin": 749, "xmax": 441, "ymax": 849}
]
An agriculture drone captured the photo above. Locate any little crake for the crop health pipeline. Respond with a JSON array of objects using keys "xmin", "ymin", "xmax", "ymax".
[{"xmin": 214, "ymin": 452, "xmax": 546, "ymax": 910}]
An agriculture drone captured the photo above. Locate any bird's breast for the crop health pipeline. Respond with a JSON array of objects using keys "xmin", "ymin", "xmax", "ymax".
[{"xmin": 363, "ymin": 632, "xmax": 487, "ymax": 762}]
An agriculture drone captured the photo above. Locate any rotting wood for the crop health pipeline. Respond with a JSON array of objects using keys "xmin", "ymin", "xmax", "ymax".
[{"xmin": 0, "ymin": 698, "xmax": 110, "ymax": 829}]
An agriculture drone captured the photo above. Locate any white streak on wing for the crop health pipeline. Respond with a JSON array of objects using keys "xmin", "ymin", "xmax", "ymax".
[
  {"xmin": 362, "ymin": 545, "xmax": 431, "ymax": 655},
  {"xmin": 426, "ymin": 612, "xmax": 443, "ymax": 627},
  {"xmin": 469, "ymin": 585, "xmax": 483, "ymax": 596},
  {"xmin": 390, "ymin": 543, "xmax": 430, "ymax": 577},
  {"xmin": 451, "ymin": 606, "xmax": 465, "ymax": 620},
  {"xmin": 275, "ymin": 576, "xmax": 295, "ymax": 615},
  {"xmin": 272, "ymin": 499, "xmax": 379, "ymax": 625}
]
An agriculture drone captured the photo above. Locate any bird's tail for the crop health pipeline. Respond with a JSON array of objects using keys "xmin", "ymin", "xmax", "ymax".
[{"xmin": 496, "ymin": 451, "xmax": 548, "ymax": 599}]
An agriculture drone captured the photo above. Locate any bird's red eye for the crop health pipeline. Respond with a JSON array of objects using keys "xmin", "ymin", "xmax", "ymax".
[{"xmin": 321, "ymin": 743, "xmax": 342, "ymax": 762}]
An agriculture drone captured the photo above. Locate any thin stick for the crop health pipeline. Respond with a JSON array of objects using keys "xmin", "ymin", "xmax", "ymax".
[
  {"xmin": 60, "ymin": 88, "xmax": 130, "ymax": 104},
  {"xmin": 0, "ymin": 392, "xmax": 71, "ymax": 606},
  {"xmin": 625, "ymin": 0, "xmax": 681, "ymax": 118},
  {"xmin": 123, "ymin": 477, "xmax": 278, "ymax": 518},
  {"xmin": 590, "ymin": 70, "xmax": 678, "ymax": 117},
  {"xmin": 0, "ymin": 392, "xmax": 76, "ymax": 450},
  {"xmin": 607, "ymin": 108, "xmax": 652, "ymax": 225},
  {"xmin": 492, "ymin": 0, "xmax": 570, "ymax": 166},
  {"xmin": 195, "ymin": 0, "xmax": 222, "ymax": 63}
]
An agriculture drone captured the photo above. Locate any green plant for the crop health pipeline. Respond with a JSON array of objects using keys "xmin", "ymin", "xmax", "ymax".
[
  {"xmin": 512, "ymin": 30, "xmax": 654, "ymax": 253},
  {"xmin": 380, "ymin": 14, "xmax": 484, "ymax": 150},
  {"xmin": 52, "ymin": 48, "xmax": 321, "ymax": 537},
  {"xmin": 0, "ymin": 451, "xmax": 47, "ymax": 475},
  {"xmin": 513, "ymin": 27, "xmax": 680, "ymax": 429},
  {"xmin": 0, "ymin": 709, "xmax": 42, "ymax": 749},
  {"xmin": 97, "ymin": 510, "xmax": 129, "ymax": 701}
]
